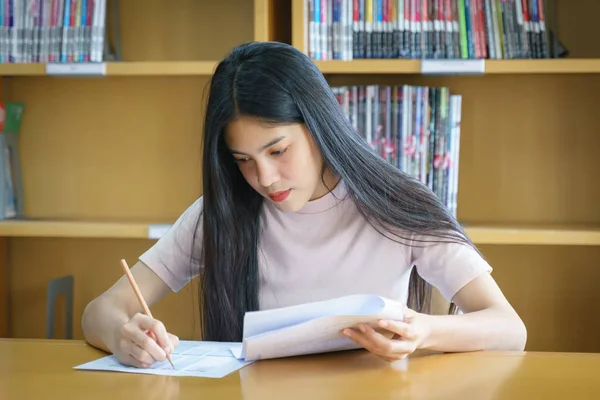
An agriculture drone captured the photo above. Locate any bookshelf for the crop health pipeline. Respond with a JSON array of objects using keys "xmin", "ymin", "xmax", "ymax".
[
  {"xmin": 0, "ymin": 219, "xmax": 598, "ymax": 246},
  {"xmin": 1, "ymin": 0, "xmax": 599, "ymax": 354},
  {"xmin": 0, "ymin": 0, "xmax": 291, "ymax": 343},
  {"xmin": 0, "ymin": 220, "xmax": 166, "ymax": 239},
  {"xmin": 4, "ymin": 58, "xmax": 600, "ymax": 77},
  {"xmin": 106, "ymin": 62, "xmax": 218, "ymax": 76},
  {"xmin": 313, "ymin": 59, "xmax": 600, "ymax": 75},
  {"xmin": 291, "ymin": 0, "xmax": 600, "ymax": 354},
  {"xmin": 0, "ymin": 62, "xmax": 219, "ymax": 77},
  {"xmin": 0, "ymin": 64, "xmax": 47, "ymax": 76}
]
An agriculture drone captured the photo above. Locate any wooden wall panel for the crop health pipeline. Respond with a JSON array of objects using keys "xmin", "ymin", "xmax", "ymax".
[
  {"xmin": 110, "ymin": 0, "xmax": 255, "ymax": 61},
  {"xmin": 555, "ymin": 0, "xmax": 600, "ymax": 58},
  {"xmin": 480, "ymin": 244, "xmax": 600, "ymax": 353},
  {"xmin": 255, "ymin": 0, "xmax": 292, "ymax": 44},
  {"xmin": 0, "ymin": 238, "xmax": 8, "ymax": 337},
  {"xmin": 9, "ymin": 237, "xmax": 201, "ymax": 341}
]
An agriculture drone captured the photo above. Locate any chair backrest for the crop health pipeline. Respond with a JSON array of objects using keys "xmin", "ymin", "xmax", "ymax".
[{"xmin": 46, "ymin": 275, "xmax": 74, "ymax": 339}]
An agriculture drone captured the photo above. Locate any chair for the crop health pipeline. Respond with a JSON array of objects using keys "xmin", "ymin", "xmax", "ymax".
[{"xmin": 46, "ymin": 275, "xmax": 74, "ymax": 339}]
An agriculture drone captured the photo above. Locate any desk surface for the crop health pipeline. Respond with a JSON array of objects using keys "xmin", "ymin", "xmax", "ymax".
[{"xmin": 2, "ymin": 339, "xmax": 600, "ymax": 399}]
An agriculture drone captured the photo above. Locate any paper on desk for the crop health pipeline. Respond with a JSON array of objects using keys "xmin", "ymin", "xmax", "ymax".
[
  {"xmin": 238, "ymin": 294, "xmax": 405, "ymax": 361},
  {"xmin": 74, "ymin": 340, "xmax": 254, "ymax": 379}
]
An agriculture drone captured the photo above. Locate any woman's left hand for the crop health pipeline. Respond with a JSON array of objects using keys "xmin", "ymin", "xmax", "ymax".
[{"xmin": 342, "ymin": 306, "xmax": 431, "ymax": 362}]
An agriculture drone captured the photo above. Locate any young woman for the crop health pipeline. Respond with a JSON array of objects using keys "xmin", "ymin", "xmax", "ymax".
[{"xmin": 82, "ymin": 41, "xmax": 527, "ymax": 368}]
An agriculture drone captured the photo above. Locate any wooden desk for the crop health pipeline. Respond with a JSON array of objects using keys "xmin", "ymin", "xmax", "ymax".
[{"xmin": 2, "ymin": 339, "xmax": 600, "ymax": 399}]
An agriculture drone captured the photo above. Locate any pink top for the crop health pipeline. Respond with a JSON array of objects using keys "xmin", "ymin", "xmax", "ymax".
[{"xmin": 139, "ymin": 180, "xmax": 492, "ymax": 310}]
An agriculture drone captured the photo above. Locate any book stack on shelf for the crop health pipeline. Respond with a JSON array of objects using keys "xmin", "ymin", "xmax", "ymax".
[
  {"xmin": 305, "ymin": 0, "xmax": 558, "ymax": 61},
  {"xmin": 333, "ymin": 84, "xmax": 461, "ymax": 217},
  {"xmin": 0, "ymin": 0, "xmax": 107, "ymax": 63}
]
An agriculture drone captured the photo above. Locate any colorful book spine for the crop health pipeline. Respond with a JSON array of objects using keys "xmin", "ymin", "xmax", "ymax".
[
  {"xmin": 0, "ymin": 0, "xmax": 106, "ymax": 63},
  {"xmin": 332, "ymin": 84, "xmax": 463, "ymax": 216},
  {"xmin": 304, "ymin": 0, "xmax": 554, "ymax": 60}
]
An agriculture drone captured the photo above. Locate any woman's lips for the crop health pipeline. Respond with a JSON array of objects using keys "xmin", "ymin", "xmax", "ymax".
[{"xmin": 268, "ymin": 189, "xmax": 291, "ymax": 202}]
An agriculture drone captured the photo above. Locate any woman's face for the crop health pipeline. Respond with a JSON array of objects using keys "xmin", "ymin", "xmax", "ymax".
[{"xmin": 224, "ymin": 115, "xmax": 335, "ymax": 212}]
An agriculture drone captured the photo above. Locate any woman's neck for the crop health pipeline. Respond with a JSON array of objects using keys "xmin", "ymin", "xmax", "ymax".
[{"xmin": 310, "ymin": 167, "xmax": 341, "ymax": 201}]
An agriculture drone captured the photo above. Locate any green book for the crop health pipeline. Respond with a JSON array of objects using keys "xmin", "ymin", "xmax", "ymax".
[
  {"xmin": 0, "ymin": 102, "xmax": 25, "ymax": 219},
  {"xmin": 0, "ymin": 102, "xmax": 24, "ymax": 133},
  {"xmin": 458, "ymin": 0, "xmax": 468, "ymax": 59}
]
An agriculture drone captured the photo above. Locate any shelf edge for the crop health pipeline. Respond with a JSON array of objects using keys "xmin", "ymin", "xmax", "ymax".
[{"xmin": 0, "ymin": 221, "xmax": 598, "ymax": 245}]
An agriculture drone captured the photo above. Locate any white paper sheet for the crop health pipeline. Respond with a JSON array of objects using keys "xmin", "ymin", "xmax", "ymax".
[
  {"xmin": 239, "ymin": 294, "xmax": 405, "ymax": 361},
  {"xmin": 74, "ymin": 340, "xmax": 254, "ymax": 378}
]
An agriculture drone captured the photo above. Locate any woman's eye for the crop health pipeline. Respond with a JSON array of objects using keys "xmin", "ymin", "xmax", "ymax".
[
  {"xmin": 234, "ymin": 157, "xmax": 250, "ymax": 163},
  {"xmin": 271, "ymin": 147, "xmax": 288, "ymax": 156}
]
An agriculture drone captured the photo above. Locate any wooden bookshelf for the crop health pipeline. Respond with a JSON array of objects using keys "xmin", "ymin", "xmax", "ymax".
[
  {"xmin": 0, "ymin": 220, "xmax": 166, "ymax": 239},
  {"xmin": 0, "ymin": 62, "xmax": 220, "ymax": 77},
  {"xmin": 464, "ymin": 224, "xmax": 600, "ymax": 246},
  {"xmin": 314, "ymin": 59, "xmax": 600, "ymax": 75},
  {"xmin": 106, "ymin": 61, "xmax": 219, "ymax": 76},
  {"xmin": 484, "ymin": 59, "xmax": 600, "ymax": 74},
  {"xmin": 4, "ymin": 59, "xmax": 600, "ymax": 77},
  {"xmin": 290, "ymin": 0, "xmax": 600, "ymax": 355},
  {"xmin": 315, "ymin": 60, "xmax": 422, "ymax": 74},
  {"xmin": 0, "ymin": 220, "xmax": 599, "ymax": 247},
  {"xmin": 0, "ymin": 64, "xmax": 46, "ymax": 76},
  {"xmin": 1, "ymin": 0, "xmax": 599, "ymax": 357}
]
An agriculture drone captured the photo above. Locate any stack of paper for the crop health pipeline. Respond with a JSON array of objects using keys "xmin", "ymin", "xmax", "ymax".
[
  {"xmin": 238, "ymin": 294, "xmax": 405, "ymax": 361},
  {"xmin": 75, "ymin": 294, "xmax": 405, "ymax": 378}
]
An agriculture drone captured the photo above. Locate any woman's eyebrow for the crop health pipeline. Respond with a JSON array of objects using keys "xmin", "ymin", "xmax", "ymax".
[{"xmin": 230, "ymin": 136, "xmax": 286, "ymax": 155}]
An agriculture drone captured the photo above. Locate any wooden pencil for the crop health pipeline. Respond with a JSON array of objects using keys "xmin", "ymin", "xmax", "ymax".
[{"xmin": 120, "ymin": 258, "xmax": 175, "ymax": 369}]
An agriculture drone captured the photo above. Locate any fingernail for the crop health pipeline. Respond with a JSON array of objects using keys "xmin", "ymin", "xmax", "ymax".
[
  {"xmin": 359, "ymin": 324, "xmax": 366, "ymax": 333},
  {"xmin": 342, "ymin": 329, "xmax": 351, "ymax": 336},
  {"xmin": 379, "ymin": 320, "xmax": 389, "ymax": 327}
]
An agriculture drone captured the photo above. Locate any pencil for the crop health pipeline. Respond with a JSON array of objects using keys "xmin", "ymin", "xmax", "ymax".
[{"xmin": 120, "ymin": 258, "xmax": 175, "ymax": 369}]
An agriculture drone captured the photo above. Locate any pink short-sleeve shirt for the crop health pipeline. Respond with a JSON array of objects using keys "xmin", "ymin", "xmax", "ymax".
[{"xmin": 139, "ymin": 181, "xmax": 492, "ymax": 310}]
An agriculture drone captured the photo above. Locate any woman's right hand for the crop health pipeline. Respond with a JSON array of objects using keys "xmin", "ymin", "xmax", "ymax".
[{"xmin": 110, "ymin": 313, "xmax": 179, "ymax": 368}]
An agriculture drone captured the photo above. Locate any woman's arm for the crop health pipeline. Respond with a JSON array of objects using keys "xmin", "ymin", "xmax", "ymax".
[
  {"xmin": 81, "ymin": 261, "xmax": 177, "ymax": 366},
  {"xmin": 343, "ymin": 272, "xmax": 527, "ymax": 360},
  {"xmin": 420, "ymin": 272, "xmax": 527, "ymax": 352}
]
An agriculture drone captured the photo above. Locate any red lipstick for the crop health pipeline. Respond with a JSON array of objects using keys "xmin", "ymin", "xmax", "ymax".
[{"xmin": 268, "ymin": 189, "xmax": 291, "ymax": 202}]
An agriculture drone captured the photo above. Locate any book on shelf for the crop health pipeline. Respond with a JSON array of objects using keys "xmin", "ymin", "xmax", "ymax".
[
  {"xmin": 0, "ymin": 0, "xmax": 110, "ymax": 64},
  {"xmin": 305, "ymin": 0, "xmax": 559, "ymax": 61},
  {"xmin": 332, "ymin": 84, "xmax": 461, "ymax": 217},
  {"xmin": 0, "ymin": 102, "xmax": 24, "ymax": 220}
]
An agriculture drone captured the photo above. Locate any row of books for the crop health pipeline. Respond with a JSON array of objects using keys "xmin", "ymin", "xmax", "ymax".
[
  {"xmin": 306, "ymin": 0, "xmax": 553, "ymax": 61},
  {"xmin": 0, "ymin": 0, "xmax": 107, "ymax": 63},
  {"xmin": 332, "ymin": 84, "xmax": 462, "ymax": 217}
]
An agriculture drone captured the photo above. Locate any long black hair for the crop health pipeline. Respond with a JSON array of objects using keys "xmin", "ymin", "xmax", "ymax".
[{"xmin": 199, "ymin": 41, "xmax": 476, "ymax": 342}]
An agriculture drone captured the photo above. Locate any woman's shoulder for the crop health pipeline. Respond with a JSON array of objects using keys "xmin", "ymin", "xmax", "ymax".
[
  {"xmin": 167, "ymin": 196, "xmax": 204, "ymax": 236},
  {"xmin": 182, "ymin": 196, "xmax": 204, "ymax": 217}
]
